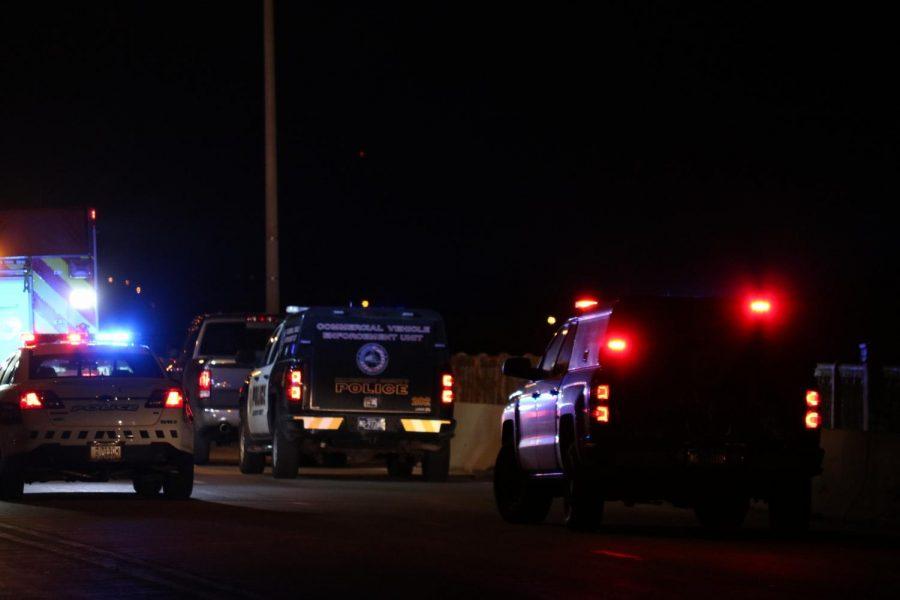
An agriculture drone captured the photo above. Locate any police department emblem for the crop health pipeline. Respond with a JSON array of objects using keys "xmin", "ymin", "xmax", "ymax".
[{"xmin": 356, "ymin": 343, "xmax": 389, "ymax": 376}]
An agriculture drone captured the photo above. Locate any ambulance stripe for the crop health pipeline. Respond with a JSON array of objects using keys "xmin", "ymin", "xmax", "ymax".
[
  {"xmin": 31, "ymin": 258, "xmax": 97, "ymax": 326},
  {"xmin": 31, "ymin": 293, "xmax": 68, "ymax": 334}
]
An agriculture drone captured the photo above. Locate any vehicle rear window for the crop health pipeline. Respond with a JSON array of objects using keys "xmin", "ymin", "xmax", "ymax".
[
  {"xmin": 30, "ymin": 350, "xmax": 163, "ymax": 379},
  {"xmin": 198, "ymin": 321, "xmax": 275, "ymax": 362}
]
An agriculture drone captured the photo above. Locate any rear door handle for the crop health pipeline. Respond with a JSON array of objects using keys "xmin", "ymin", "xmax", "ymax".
[
  {"xmin": 549, "ymin": 388, "xmax": 559, "ymax": 395},
  {"xmin": 532, "ymin": 392, "xmax": 540, "ymax": 398},
  {"xmin": 262, "ymin": 374, "xmax": 269, "ymax": 380}
]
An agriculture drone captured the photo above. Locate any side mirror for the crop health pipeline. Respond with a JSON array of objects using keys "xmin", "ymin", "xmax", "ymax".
[{"xmin": 502, "ymin": 356, "xmax": 542, "ymax": 381}]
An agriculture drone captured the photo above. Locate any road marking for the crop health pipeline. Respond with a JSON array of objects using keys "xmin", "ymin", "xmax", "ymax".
[
  {"xmin": 0, "ymin": 521, "xmax": 261, "ymax": 599},
  {"xmin": 592, "ymin": 549, "xmax": 644, "ymax": 561}
]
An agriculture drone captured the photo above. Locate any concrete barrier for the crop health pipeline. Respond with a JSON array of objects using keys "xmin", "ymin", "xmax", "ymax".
[
  {"xmin": 814, "ymin": 429, "xmax": 900, "ymax": 524},
  {"xmin": 450, "ymin": 402, "xmax": 504, "ymax": 473}
]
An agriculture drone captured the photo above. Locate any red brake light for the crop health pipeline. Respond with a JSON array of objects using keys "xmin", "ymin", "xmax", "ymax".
[
  {"xmin": 67, "ymin": 332, "xmax": 84, "ymax": 344},
  {"xmin": 21, "ymin": 332, "xmax": 37, "ymax": 347},
  {"xmin": 441, "ymin": 373, "xmax": 454, "ymax": 404},
  {"xmin": 198, "ymin": 369, "xmax": 211, "ymax": 398},
  {"xmin": 20, "ymin": 391, "xmax": 43, "ymax": 410},
  {"xmin": 164, "ymin": 389, "xmax": 184, "ymax": 409},
  {"xmin": 287, "ymin": 367, "xmax": 303, "ymax": 402}
]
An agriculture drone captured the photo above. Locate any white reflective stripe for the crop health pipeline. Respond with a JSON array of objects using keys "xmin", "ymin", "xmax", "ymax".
[
  {"xmin": 298, "ymin": 417, "xmax": 343, "ymax": 430},
  {"xmin": 400, "ymin": 419, "xmax": 450, "ymax": 433}
]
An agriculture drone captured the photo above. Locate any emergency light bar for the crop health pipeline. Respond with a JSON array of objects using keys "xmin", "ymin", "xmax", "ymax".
[{"xmin": 20, "ymin": 330, "xmax": 135, "ymax": 347}]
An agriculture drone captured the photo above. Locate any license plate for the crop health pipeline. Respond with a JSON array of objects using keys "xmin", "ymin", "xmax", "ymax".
[
  {"xmin": 357, "ymin": 417, "xmax": 386, "ymax": 431},
  {"xmin": 90, "ymin": 443, "xmax": 123, "ymax": 461}
]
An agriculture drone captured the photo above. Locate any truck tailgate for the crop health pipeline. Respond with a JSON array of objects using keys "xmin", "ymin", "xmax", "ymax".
[{"xmin": 309, "ymin": 318, "xmax": 439, "ymax": 414}]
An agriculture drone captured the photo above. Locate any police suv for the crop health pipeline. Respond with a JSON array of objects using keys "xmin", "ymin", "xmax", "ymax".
[
  {"xmin": 0, "ymin": 332, "xmax": 194, "ymax": 501},
  {"xmin": 495, "ymin": 295, "xmax": 824, "ymax": 531},
  {"xmin": 238, "ymin": 306, "xmax": 456, "ymax": 480}
]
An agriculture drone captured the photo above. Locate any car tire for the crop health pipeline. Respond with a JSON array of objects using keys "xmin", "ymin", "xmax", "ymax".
[
  {"xmin": 694, "ymin": 494, "xmax": 750, "ymax": 531},
  {"xmin": 133, "ymin": 475, "xmax": 163, "ymax": 497},
  {"xmin": 163, "ymin": 455, "xmax": 194, "ymax": 500},
  {"xmin": 422, "ymin": 442, "xmax": 450, "ymax": 482},
  {"xmin": 238, "ymin": 418, "xmax": 265, "ymax": 475},
  {"xmin": 493, "ymin": 445, "xmax": 552, "ymax": 524},
  {"xmin": 387, "ymin": 454, "xmax": 415, "ymax": 478},
  {"xmin": 0, "ymin": 459, "xmax": 24, "ymax": 502},
  {"xmin": 769, "ymin": 477, "xmax": 812, "ymax": 534},
  {"xmin": 271, "ymin": 421, "xmax": 299, "ymax": 479},
  {"xmin": 193, "ymin": 429, "xmax": 211, "ymax": 465}
]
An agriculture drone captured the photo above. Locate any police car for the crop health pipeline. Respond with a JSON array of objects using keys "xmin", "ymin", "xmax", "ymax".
[
  {"xmin": 0, "ymin": 332, "xmax": 194, "ymax": 501},
  {"xmin": 238, "ymin": 306, "xmax": 456, "ymax": 480}
]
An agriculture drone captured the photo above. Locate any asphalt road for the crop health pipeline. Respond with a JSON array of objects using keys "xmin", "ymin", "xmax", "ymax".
[{"xmin": 1, "ymin": 449, "xmax": 899, "ymax": 599}]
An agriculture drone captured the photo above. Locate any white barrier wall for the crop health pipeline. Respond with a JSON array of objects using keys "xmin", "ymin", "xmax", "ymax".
[{"xmin": 450, "ymin": 403, "xmax": 504, "ymax": 473}]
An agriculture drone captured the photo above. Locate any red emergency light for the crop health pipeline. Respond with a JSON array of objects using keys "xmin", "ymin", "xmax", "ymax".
[
  {"xmin": 575, "ymin": 298, "xmax": 599, "ymax": 311},
  {"xmin": 606, "ymin": 338, "xmax": 628, "ymax": 352},
  {"xmin": 749, "ymin": 298, "xmax": 772, "ymax": 314}
]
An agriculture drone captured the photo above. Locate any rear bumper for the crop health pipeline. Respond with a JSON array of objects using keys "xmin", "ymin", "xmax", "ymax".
[
  {"xmin": 13, "ymin": 442, "xmax": 191, "ymax": 481},
  {"xmin": 195, "ymin": 407, "xmax": 241, "ymax": 433},
  {"xmin": 283, "ymin": 413, "xmax": 456, "ymax": 453},
  {"xmin": 575, "ymin": 442, "xmax": 824, "ymax": 501}
]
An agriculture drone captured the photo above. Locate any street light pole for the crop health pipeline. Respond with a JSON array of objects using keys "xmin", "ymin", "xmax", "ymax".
[{"xmin": 263, "ymin": 0, "xmax": 280, "ymax": 314}]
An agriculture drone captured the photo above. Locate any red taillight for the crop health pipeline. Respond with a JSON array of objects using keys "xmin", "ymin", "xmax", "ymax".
[
  {"xmin": 198, "ymin": 369, "xmax": 211, "ymax": 398},
  {"xmin": 805, "ymin": 410, "xmax": 820, "ymax": 430},
  {"xmin": 20, "ymin": 391, "xmax": 43, "ymax": 410},
  {"xmin": 592, "ymin": 406, "xmax": 610, "ymax": 423},
  {"xmin": 164, "ymin": 389, "xmax": 184, "ymax": 409},
  {"xmin": 21, "ymin": 332, "xmax": 37, "ymax": 347},
  {"xmin": 805, "ymin": 389, "xmax": 821, "ymax": 429},
  {"xmin": 287, "ymin": 367, "xmax": 303, "ymax": 402},
  {"xmin": 67, "ymin": 332, "xmax": 84, "ymax": 344},
  {"xmin": 441, "ymin": 373, "xmax": 454, "ymax": 404},
  {"xmin": 591, "ymin": 384, "xmax": 610, "ymax": 423},
  {"xmin": 805, "ymin": 389, "xmax": 820, "ymax": 407}
]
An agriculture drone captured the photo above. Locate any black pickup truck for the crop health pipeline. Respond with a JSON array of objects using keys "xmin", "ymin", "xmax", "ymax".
[
  {"xmin": 238, "ymin": 306, "xmax": 456, "ymax": 481},
  {"xmin": 495, "ymin": 295, "xmax": 824, "ymax": 531}
]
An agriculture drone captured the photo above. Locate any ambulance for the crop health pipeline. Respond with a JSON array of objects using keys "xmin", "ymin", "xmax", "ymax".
[{"xmin": 0, "ymin": 208, "xmax": 100, "ymax": 359}]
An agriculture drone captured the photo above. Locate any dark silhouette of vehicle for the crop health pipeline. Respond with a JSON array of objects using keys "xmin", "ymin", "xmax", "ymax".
[{"xmin": 495, "ymin": 295, "xmax": 823, "ymax": 531}]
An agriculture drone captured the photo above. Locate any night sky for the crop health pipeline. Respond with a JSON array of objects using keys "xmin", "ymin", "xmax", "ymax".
[{"xmin": 2, "ymin": 2, "xmax": 896, "ymax": 357}]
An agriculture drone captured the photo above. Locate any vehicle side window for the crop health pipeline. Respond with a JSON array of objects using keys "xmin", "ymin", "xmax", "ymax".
[
  {"xmin": 571, "ymin": 313, "xmax": 609, "ymax": 367},
  {"xmin": 1, "ymin": 354, "xmax": 21, "ymax": 385},
  {"xmin": 553, "ymin": 323, "xmax": 578, "ymax": 375},
  {"xmin": 538, "ymin": 327, "xmax": 566, "ymax": 374},
  {"xmin": 0, "ymin": 354, "xmax": 15, "ymax": 385},
  {"xmin": 264, "ymin": 324, "xmax": 283, "ymax": 365}
]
